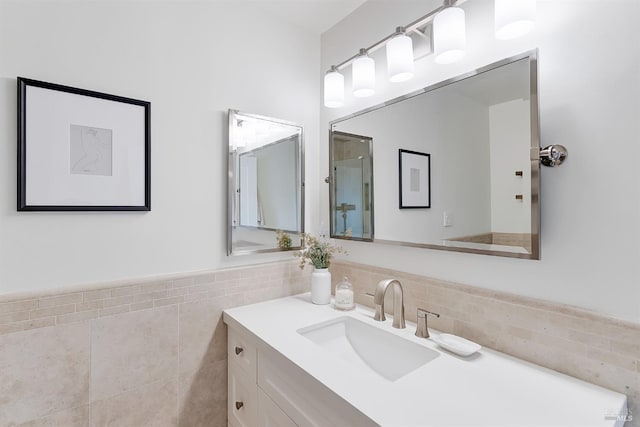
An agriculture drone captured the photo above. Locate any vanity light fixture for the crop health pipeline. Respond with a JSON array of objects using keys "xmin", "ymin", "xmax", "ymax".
[
  {"xmin": 322, "ymin": 0, "xmax": 534, "ymax": 108},
  {"xmin": 495, "ymin": 0, "xmax": 536, "ymax": 40},
  {"xmin": 324, "ymin": 66, "xmax": 344, "ymax": 108},
  {"xmin": 386, "ymin": 27, "xmax": 414, "ymax": 83},
  {"xmin": 352, "ymin": 49, "xmax": 376, "ymax": 97},
  {"xmin": 433, "ymin": 2, "xmax": 466, "ymax": 64}
]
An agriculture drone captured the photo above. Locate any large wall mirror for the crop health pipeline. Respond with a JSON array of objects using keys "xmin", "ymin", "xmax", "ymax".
[
  {"xmin": 228, "ymin": 110, "xmax": 304, "ymax": 255},
  {"xmin": 330, "ymin": 51, "xmax": 540, "ymax": 259}
]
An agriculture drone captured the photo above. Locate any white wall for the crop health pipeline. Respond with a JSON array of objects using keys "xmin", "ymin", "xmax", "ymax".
[
  {"xmin": 322, "ymin": 0, "xmax": 640, "ymax": 320},
  {"xmin": 489, "ymin": 99, "xmax": 531, "ymax": 233},
  {"xmin": 0, "ymin": 0, "xmax": 320, "ymax": 295}
]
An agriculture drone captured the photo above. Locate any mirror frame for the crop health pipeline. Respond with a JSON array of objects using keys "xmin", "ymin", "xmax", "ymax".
[
  {"xmin": 328, "ymin": 50, "xmax": 540, "ymax": 259},
  {"xmin": 227, "ymin": 109, "xmax": 305, "ymax": 256}
]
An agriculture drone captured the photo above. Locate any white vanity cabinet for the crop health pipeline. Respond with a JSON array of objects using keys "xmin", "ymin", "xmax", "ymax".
[
  {"xmin": 228, "ymin": 327, "xmax": 297, "ymax": 427},
  {"xmin": 224, "ymin": 295, "xmax": 628, "ymax": 427},
  {"xmin": 257, "ymin": 388, "xmax": 296, "ymax": 427},
  {"xmin": 227, "ymin": 327, "xmax": 258, "ymax": 427},
  {"xmin": 227, "ymin": 325, "xmax": 374, "ymax": 427}
]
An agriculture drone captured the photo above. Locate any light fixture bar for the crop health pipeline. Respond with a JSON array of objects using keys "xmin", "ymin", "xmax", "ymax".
[{"xmin": 330, "ymin": 0, "xmax": 468, "ymax": 72}]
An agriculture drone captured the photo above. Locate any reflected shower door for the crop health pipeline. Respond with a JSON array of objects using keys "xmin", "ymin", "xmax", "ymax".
[{"xmin": 330, "ymin": 132, "xmax": 373, "ymax": 240}]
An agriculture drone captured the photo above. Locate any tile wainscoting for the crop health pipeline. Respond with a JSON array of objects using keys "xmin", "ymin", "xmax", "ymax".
[
  {"xmin": 1, "ymin": 259, "xmax": 638, "ymax": 426},
  {"xmin": 0, "ymin": 261, "xmax": 310, "ymax": 427},
  {"xmin": 331, "ymin": 260, "xmax": 640, "ymax": 426}
]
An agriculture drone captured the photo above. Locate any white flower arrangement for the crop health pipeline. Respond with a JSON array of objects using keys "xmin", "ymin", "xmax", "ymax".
[{"xmin": 294, "ymin": 233, "xmax": 345, "ymax": 270}]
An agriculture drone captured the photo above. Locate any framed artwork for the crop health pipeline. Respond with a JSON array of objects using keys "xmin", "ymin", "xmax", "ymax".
[
  {"xmin": 17, "ymin": 77, "xmax": 151, "ymax": 211},
  {"xmin": 399, "ymin": 149, "xmax": 430, "ymax": 209}
]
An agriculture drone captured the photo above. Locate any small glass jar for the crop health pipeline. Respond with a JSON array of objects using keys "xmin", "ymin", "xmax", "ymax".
[{"xmin": 334, "ymin": 276, "xmax": 355, "ymax": 311}]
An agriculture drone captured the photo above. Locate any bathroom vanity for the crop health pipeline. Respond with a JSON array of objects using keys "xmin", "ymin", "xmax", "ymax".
[{"xmin": 223, "ymin": 295, "xmax": 628, "ymax": 427}]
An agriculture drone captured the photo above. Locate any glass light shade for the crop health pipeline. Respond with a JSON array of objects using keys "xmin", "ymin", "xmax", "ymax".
[
  {"xmin": 352, "ymin": 54, "xmax": 375, "ymax": 98},
  {"xmin": 386, "ymin": 32, "xmax": 414, "ymax": 82},
  {"xmin": 324, "ymin": 69, "xmax": 344, "ymax": 108},
  {"xmin": 495, "ymin": 0, "xmax": 536, "ymax": 40},
  {"xmin": 433, "ymin": 6, "xmax": 466, "ymax": 65}
]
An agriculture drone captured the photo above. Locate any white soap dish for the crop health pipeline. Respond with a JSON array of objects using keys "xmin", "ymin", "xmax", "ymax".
[{"xmin": 431, "ymin": 333, "xmax": 481, "ymax": 357}]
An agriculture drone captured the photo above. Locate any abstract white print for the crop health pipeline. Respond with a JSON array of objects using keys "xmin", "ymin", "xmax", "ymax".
[
  {"xmin": 70, "ymin": 124, "xmax": 113, "ymax": 176},
  {"xmin": 410, "ymin": 168, "xmax": 420, "ymax": 192}
]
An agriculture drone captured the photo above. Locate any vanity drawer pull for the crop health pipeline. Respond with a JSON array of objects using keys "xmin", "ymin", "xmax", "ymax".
[
  {"xmin": 235, "ymin": 401, "xmax": 244, "ymax": 410},
  {"xmin": 235, "ymin": 346, "xmax": 244, "ymax": 355}
]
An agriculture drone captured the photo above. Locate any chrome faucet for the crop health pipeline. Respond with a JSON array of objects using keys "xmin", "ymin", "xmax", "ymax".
[{"xmin": 373, "ymin": 279, "xmax": 406, "ymax": 329}]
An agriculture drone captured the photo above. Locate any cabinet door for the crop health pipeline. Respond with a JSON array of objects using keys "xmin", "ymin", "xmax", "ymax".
[
  {"xmin": 228, "ymin": 328, "xmax": 257, "ymax": 382},
  {"xmin": 257, "ymin": 387, "xmax": 297, "ymax": 427},
  {"xmin": 228, "ymin": 365, "xmax": 257, "ymax": 427}
]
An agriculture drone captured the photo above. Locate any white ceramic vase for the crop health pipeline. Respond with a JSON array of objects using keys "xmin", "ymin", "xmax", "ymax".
[{"xmin": 311, "ymin": 268, "xmax": 331, "ymax": 305}]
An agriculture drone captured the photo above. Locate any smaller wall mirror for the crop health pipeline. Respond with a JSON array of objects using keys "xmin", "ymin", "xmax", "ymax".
[{"xmin": 228, "ymin": 110, "xmax": 304, "ymax": 255}]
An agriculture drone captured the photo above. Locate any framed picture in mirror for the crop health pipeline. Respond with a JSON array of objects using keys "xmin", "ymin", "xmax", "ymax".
[{"xmin": 399, "ymin": 149, "xmax": 430, "ymax": 209}]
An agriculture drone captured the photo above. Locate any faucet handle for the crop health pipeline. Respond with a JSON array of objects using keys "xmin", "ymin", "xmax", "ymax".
[
  {"xmin": 417, "ymin": 308, "xmax": 439, "ymax": 318},
  {"xmin": 365, "ymin": 292, "xmax": 386, "ymax": 322},
  {"xmin": 365, "ymin": 292, "xmax": 386, "ymax": 321},
  {"xmin": 415, "ymin": 308, "xmax": 440, "ymax": 338}
]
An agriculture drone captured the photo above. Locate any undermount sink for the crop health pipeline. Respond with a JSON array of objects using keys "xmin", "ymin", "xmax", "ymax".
[{"xmin": 297, "ymin": 316, "xmax": 439, "ymax": 381}]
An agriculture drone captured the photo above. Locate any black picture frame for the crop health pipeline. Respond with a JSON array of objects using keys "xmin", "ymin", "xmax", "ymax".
[
  {"xmin": 399, "ymin": 149, "xmax": 431, "ymax": 209},
  {"xmin": 17, "ymin": 77, "xmax": 151, "ymax": 211}
]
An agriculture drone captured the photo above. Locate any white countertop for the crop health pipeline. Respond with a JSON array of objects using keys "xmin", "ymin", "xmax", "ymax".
[{"xmin": 223, "ymin": 293, "xmax": 628, "ymax": 427}]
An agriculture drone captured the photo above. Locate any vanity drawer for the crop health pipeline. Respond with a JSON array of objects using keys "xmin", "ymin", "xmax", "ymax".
[
  {"xmin": 257, "ymin": 348, "xmax": 375, "ymax": 427},
  {"xmin": 257, "ymin": 386, "xmax": 297, "ymax": 427},
  {"xmin": 228, "ymin": 327, "xmax": 257, "ymax": 382},
  {"xmin": 228, "ymin": 364, "xmax": 258, "ymax": 427}
]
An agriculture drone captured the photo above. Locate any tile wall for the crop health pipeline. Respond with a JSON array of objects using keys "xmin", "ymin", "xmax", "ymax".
[
  {"xmin": 447, "ymin": 232, "xmax": 533, "ymax": 253},
  {"xmin": 0, "ymin": 261, "xmax": 310, "ymax": 427},
  {"xmin": 331, "ymin": 260, "xmax": 640, "ymax": 426},
  {"xmin": 2, "ymin": 258, "xmax": 638, "ymax": 426}
]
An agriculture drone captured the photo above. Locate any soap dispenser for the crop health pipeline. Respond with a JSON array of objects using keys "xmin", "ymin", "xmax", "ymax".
[{"xmin": 334, "ymin": 277, "xmax": 355, "ymax": 311}]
